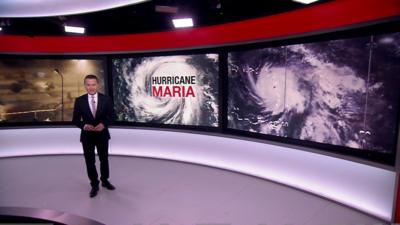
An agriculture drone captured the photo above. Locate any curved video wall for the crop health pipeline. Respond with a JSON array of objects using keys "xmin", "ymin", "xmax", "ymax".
[{"xmin": 0, "ymin": 25, "xmax": 399, "ymax": 165}]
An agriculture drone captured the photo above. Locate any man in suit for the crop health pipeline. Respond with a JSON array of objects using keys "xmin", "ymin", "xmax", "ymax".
[{"xmin": 72, "ymin": 74, "xmax": 116, "ymax": 198}]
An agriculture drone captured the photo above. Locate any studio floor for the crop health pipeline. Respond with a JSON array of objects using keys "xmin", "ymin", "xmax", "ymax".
[{"xmin": 0, "ymin": 155, "xmax": 388, "ymax": 225}]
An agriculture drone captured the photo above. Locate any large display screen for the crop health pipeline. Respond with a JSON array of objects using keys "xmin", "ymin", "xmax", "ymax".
[
  {"xmin": 112, "ymin": 54, "xmax": 219, "ymax": 127},
  {"xmin": 228, "ymin": 32, "xmax": 400, "ymax": 154},
  {"xmin": 0, "ymin": 58, "xmax": 106, "ymax": 122}
]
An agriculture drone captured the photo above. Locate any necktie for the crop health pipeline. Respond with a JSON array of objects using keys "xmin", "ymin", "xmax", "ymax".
[{"xmin": 91, "ymin": 95, "xmax": 96, "ymax": 117}]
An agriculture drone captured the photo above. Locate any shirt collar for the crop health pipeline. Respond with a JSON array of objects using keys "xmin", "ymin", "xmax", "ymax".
[{"xmin": 88, "ymin": 92, "xmax": 98, "ymax": 99}]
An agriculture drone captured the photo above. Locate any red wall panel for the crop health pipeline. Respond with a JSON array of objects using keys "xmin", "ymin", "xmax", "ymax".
[{"xmin": 0, "ymin": 0, "xmax": 399, "ymax": 53}]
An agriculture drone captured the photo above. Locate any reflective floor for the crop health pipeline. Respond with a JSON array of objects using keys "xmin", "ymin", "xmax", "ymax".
[{"xmin": 0, "ymin": 155, "xmax": 388, "ymax": 225}]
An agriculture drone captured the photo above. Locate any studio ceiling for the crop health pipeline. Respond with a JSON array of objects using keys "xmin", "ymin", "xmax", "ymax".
[{"xmin": 0, "ymin": 0, "xmax": 328, "ymax": 36}]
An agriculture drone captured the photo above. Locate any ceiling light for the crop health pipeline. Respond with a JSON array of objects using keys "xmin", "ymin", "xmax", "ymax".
[
  {"xmin": 0, "ymin": 27, "xmax": 2, "ymax": 31},
  {"xmin": 292, "ymin": 0, "xmax": 319, "ymax": 4},
  {"xmin": 172, "ymin": 18, "xmax": 193, "ymax": 28},
  {"xmin": 64, "ymin": 25, "xmax": 85, "ymax": 34}
]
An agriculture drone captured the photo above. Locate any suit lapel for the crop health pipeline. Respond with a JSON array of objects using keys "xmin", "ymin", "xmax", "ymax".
[
  {"xmin": 96, "ymin": 94, "xmax": 103, "ymax": 119},
  {"xmin": 83, "ymin": 93, "xmax": 95, "ymax": 120}
]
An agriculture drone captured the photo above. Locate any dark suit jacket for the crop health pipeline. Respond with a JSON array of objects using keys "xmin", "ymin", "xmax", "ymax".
[{"xmin": 72, "ymin": 92, "xmax": 113, "ymax": 142}]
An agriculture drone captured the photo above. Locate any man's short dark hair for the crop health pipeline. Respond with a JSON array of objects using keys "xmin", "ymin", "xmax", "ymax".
[{"xmin": 84, "ymin": 74, "xmax": 99, "ymax": 83}]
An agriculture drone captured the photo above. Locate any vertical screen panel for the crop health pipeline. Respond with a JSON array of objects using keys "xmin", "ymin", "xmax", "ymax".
[
  {"xmin": 0, "ymin": 58, "xmax": 106, "ymax": 122},
  {"xmin": 228, "ymin": 32, "xmax": 400, "ymax": 156},
  {"xmin": 112, "ymin": 54, "xmax": 219, "ymax": 127}
]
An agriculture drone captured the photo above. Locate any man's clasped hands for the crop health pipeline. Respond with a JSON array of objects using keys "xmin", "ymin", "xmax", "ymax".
[{"xmin": 83, "ymin": 123, "xmax": 105, "ymax": 132}]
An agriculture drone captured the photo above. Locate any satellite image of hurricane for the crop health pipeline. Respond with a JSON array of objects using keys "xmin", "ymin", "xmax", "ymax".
[
  {"xmin": 112, "ymin": 54, "xmax": 219, "ymax": 127},
  {"xmin": 228, "ymin": 32, "xmax": 400, "ymax": 153}
]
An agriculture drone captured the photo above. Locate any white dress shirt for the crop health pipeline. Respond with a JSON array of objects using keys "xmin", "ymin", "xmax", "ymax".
[{"xmin": 88, "ymin": 92, "xmax": 98, "ymax": 115}]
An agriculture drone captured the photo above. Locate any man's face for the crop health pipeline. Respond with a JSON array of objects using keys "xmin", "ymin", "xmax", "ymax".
[{"xmin": 84, "ymin": 78, "xmax": 98, "ymax": 95}]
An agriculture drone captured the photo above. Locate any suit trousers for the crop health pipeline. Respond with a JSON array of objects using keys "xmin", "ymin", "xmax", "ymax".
[{"xmin": 82, "ymin": 138, "xmax": 110, "ymax": 187}]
